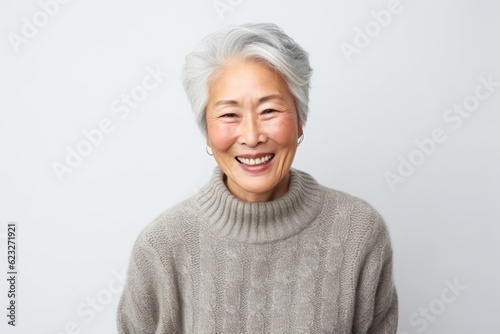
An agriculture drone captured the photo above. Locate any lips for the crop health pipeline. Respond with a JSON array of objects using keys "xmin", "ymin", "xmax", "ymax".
[{"xmin": 235, "ymin": 154, "xmax": 274, "ymax": 166}]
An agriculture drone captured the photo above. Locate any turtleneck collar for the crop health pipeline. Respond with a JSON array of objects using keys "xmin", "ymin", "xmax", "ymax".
[{"xmin": 195, "ymin": 167, "xmax": 325, "ymax": 244}]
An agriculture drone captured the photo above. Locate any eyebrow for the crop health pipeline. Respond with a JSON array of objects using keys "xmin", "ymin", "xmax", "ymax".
[{"xmin": 214, "ymin": 94, "xmax": 284, "ymax": 107}]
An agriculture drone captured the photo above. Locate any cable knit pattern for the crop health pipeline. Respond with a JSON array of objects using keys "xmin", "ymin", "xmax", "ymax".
[{"xmin": 117, "ymin": 168, "xmax": 398, "ymax": 333}]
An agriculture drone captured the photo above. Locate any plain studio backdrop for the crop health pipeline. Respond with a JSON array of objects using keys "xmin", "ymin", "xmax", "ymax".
[{"xmin": 1, "ymin": 0, "xmax": 499, "ymax": 333}]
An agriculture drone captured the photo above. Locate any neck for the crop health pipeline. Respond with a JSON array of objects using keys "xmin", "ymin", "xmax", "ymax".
[{"xmin": 196, "ymin": 167, "xmax": 325, "ymax": 243}]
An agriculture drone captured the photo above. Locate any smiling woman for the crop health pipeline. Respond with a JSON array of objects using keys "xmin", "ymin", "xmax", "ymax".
[
  {"xmin": 206, "ymin": 58, "xmax": 302, "ymax": 202},
  {"xmin": 117, "ymin": 23, "xmax": 398, "ymax": 333}
]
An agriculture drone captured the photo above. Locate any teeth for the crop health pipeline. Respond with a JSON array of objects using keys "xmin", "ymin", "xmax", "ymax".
[{"xmin": 237, "ymin": 154, "xmax": 273, "ymax": 166}]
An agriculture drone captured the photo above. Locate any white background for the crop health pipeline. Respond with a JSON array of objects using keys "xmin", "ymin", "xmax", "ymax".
[{"xmin": 1, "ymin": 0, "xmax": 499, "ymax": 333}]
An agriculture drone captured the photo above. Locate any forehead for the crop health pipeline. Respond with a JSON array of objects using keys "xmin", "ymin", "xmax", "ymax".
[{"xmin": 208, "ymin": 58, "xmax": 291, "ymax": 103}]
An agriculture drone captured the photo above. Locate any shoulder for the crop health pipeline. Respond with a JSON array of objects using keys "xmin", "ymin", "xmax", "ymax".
[
  {"xmin": 314, "ymin": 179, "xmax": 390, "ymax": 246},
  {"xmin": 326, "ymin": 186, "xmax": 383, "ymax": 222},
  {"xmin": 134, "ymin": 195, "xmax": 200, "ymax": 253}
]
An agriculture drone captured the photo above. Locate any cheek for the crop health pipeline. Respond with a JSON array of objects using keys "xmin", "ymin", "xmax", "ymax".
[
  {"xmin": 207, "ymin": 123, "xmax": 236, "ymax": 152},
  {"xmin": 266, "ymin": 118, "xmax": 298, "ymax": 144}
]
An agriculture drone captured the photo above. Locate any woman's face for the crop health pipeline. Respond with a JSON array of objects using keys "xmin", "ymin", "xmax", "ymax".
[{"xmin": 206, "ymin": 59, "xmax": 302, "ymax": 202}]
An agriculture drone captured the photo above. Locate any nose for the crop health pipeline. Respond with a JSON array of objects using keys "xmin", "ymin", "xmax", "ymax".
[{"xmin": 238, "ymin": 114, "xmax": 266, "ymax": 147}]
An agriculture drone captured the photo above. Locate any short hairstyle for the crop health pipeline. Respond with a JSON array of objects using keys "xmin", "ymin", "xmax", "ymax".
[{"xmin": 181, "ymin": 23, "xmax": 313, "ymax": 136}]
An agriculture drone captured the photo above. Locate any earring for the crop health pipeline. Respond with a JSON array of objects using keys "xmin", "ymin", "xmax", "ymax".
[
  {"xmin": 297, "ymin": 134, "xmax": 304, "ymax": 146},
  {"xmin": 206, "ymin": 146, "xmax": 213, "ymax": 156}
]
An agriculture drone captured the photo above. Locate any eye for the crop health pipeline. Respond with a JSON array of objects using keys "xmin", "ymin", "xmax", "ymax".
[
  {"xmin": 261, "ymin": 109, "xmax": 276, "ymax": 115},
  {"xmin": 220, "ymin": 113, "xmax": 237, "ymax": 118}
]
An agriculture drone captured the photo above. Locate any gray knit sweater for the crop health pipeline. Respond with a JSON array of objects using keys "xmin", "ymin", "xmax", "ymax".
[{"xmin": 117, "ymin": 168, "xmax": 398, "ymax": 333}]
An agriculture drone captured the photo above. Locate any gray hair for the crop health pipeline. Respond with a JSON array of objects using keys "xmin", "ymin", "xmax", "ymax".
[{"xmin": 181, "ymin": 23, "xmax": 313, "ymax": 136}]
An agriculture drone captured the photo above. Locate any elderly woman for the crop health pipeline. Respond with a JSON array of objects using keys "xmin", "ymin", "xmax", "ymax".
[{"xmin": 117, "ymin": 23, "xmax": 398, "ymax": 333}]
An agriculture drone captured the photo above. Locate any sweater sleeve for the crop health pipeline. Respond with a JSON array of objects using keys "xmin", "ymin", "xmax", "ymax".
[
  {"xmin": 354, "ymin": 210, "xmax": 398, "ymax": 334},
  {"xmin": 117, "ymin": 230, "xmax": 180, "ymax": 334}
]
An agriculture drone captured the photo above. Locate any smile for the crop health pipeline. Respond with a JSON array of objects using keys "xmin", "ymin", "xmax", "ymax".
[{"xmin": 236, "ymin": 154, "xmax": 274, "ymax": 166}]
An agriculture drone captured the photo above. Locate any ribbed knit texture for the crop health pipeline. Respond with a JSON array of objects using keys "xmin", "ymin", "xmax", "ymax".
[{"xmin": 117, "ymin": 168, "xmax": 398, "ymax": 333}]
